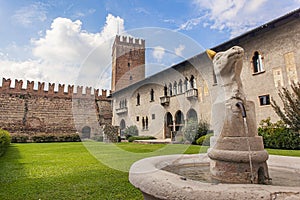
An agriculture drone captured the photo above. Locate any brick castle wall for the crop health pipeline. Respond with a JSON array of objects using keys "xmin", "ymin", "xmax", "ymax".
[{"xmin": 0, "ymin": 78, "xmax": 112, "ymax": 136}]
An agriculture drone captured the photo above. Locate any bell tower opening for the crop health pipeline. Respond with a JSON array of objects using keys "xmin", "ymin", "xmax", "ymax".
[{"xmin": 111, "ymin": 35, "xmax": 145, "ymax": 92}]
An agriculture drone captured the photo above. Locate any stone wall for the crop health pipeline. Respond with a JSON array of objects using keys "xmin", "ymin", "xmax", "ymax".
[{"xmin": 0, "ymin": 78, "xmax": 112, "ymax": 136}]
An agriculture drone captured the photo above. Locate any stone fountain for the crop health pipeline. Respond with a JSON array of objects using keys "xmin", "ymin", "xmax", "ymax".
[
  {"xmin": 207, "ymin": 46, "xmax": 270, "ymax": 184},
  {"xmin": 129, "ymin": 46, "xmax": 300, "ymax": 200}
]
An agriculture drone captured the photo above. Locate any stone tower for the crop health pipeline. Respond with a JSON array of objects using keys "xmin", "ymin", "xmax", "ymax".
[{"xmin": 111, "ymin": 35, "xmax": 145, "ymax": 92}]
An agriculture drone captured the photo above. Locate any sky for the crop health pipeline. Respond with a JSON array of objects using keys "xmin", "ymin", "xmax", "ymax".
[{"xmin": 0, "ymin": 0, "xmax": 299, "ymax": 90}]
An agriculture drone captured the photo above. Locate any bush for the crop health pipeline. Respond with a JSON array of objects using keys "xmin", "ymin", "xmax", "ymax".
[
  {"xmin": 258, "ymin": 118, "xmax": 300, "ymax": 150},
  {"xmin": 0, "ymin": 129, "xmax": 11, "ymax": 157},
  {"xmin": 196, "ymin": 133, "xmax": 213, "ymax": 146},
  {"xmin": 103, "ymin": 124, "xmax": 119, "ymax": 143},
  {"xmin": 124, "ymin": 125, "xmax": 139, "ymax": 139},
  {"xmin": 128, "ymin": 136, "xmax": 156, "ymax": 142},
  {"xmin": 10, "ymin": 133, "xmax": 81, "ymax": 143},
  {"xmin": 183, "ymin": 119, "xmax": 210, "ymax": 144},
  {"xmin": 11, "ymin": 133, "xmax": 29, "ymax": 143}
]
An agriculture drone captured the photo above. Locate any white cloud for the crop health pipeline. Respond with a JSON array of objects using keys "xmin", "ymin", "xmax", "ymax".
[
  {"xmin": 152, "ymin": 46, "xmax": 165, "ymax": 62},
  {"xmin": 12, "ymin": 2, "xmax": 47, "ymax": 27},
  {"xmin": 174, "ymin": 44, "xmax": 185, "ymax": 57},
  {"xmin": 191, "ymin": 0, "xmax": 299, "ymax": 37},
  {"xmin": 0, "ymin": 14, "xmax": 125, "ymax": 89}
]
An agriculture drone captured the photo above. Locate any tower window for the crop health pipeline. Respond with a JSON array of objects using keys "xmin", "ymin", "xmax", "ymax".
[
  {"xmin": 136, "ymin": 116, "xmax": 139, "ymax": 121},
  {"xmin": 137, "ymin": 93, "xmax": 140, "ymax": 106},
  {"xmin": 152, "ymin": 114, "xmax": 155, "ymax": 120},
  {"xmin": 130, "ymin": 75, "xmax": 133, "ymax": 80},
  {"xmin": 252, "ymin": 51, "xmax": 264, "ymax": 74},
  {"xmin": 259, "ymin": 95, "xmax": 270, "ymax": 106},
  {"xmin": 150, "ymin": 89, "xmax": 154, "ymax": 102},
  {"xmin": 128, "ymin": 62, "xmax": 130, "ymax": 68}
]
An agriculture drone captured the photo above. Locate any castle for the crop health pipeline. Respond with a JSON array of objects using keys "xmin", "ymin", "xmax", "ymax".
[
  {"xmin": 1, "ymin": 9, "xmax": 299, "ymax": 140},
  {"xmin": 111, "ymin": 9, "xmax": 300, "ymax": 139},
  {"xmin": 0, "ymin": 78, "xmax": 112, "ymax": 137}
]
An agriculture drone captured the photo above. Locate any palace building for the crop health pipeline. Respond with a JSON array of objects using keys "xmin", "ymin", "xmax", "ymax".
[{"xmin": 111, "ymin": 9, "xmax": 300, "ymax": 139}]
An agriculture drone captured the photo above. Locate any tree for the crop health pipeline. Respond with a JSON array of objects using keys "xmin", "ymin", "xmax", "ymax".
[{"xmin": 271, "ymin": 82, "xmax": 300, "ymax": 131}]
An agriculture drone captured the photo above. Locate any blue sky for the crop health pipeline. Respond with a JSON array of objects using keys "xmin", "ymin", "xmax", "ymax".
[{"xmin": 0, "ymin": 0, "xmax": 299, "ymax": 90}]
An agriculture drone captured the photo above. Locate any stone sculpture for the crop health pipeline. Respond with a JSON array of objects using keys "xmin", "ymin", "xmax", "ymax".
[{"xmin": 207, "ymin": 46, "xmax": 270, "ymax": 184}]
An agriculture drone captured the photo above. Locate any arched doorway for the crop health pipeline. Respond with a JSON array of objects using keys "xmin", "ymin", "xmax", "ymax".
[
  {"xmin": 175, "ymin": 110, "xmax": 184, "ymax": 132},
  {"xmin": 187, "ymin": 108, "xmax": 198, "ymax": 122},
  {"xmin": 164, "ymin": 112, "xmax": 173, "ymax": 139},
  {"xmin": 82, "ymin": 126, "xmax": 91, "ymax": 138},
  {"xmin": 120, "ymin": 119, "xmax": 126, "ymax": 137}
]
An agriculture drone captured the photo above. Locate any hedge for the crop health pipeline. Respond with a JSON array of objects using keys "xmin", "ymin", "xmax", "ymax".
[
  {"xmin": 196, "ymin": 133, "xmax": 213, "ymax": 146},
  {"xmin": 128, "ymin": 136, "xmax": 156, "ymax": 142},
  {"xmin": 10, "ymin": 133, "xmax": 81, "ymax": 143},
  {"xmin": 0, "ymin": 129, "xmax": 11, "ymax": 157},
  {"xmin": 258, "ymin": 118, "xmax": 300, "ymax": 150}
]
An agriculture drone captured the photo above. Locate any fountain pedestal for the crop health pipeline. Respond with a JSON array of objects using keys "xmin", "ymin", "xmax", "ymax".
[{"xmin": 208, "ymin": 100, "xmax": 270, "ymax": 184}]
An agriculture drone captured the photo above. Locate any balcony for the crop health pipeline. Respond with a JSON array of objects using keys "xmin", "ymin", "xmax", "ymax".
[
  {"xmin": 185, "ymin": 88, "xmax": 198, "ymax": 99},
  {"xmin": 116, "ymin": 107, "xmax": 128, "ymax": 115},
  {"xmin": 160, "ymin": 96, "xmax": 170, "ymax": 106}
]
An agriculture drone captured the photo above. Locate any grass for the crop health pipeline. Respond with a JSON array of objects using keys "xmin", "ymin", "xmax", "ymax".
[{"xmin": 0, "ymin": 142, "xmax": 299, "ymax": 200}]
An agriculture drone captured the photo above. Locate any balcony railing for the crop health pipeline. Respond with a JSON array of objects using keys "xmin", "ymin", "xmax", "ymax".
[
  {"xmin": 116, "ymin": 107, "xmax": 128, "ymax": 114},
  {"xmin": 160, "ymin": 96, "xmax": 170, "ymax": 106},
  {"xmin": 185, "ymin": 88, "xmax": 198, "ymax": 99}
]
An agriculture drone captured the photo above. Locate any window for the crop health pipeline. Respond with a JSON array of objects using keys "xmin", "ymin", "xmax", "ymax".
[
  {"xmin": 145, "ymin": 116, "xmax": 148, "ymax": 129},
  {"xmin": 150, "ymin": 89, "xmax": 154, "ymax": 101},
  {"xmin": 173, "ymin": 81, "xmax": 177, "ymax": 95},
  {"xmin": 169, "ymin": 83, "xmax": 172, "ymax": 96},
  {"xmin": 128, "ymin": 62, "xmax": 130, "ymax": 68},
  {"xmin": 184, "ymin": 78, "xmax": 188, "ymax": 92},
  {"xmin": 136, "ymin": 116, "xmax": 139, "ymax": 121},
  {"xmin": 137, "ymin": 93, "xmax": 140, "ymax": 105},
  {"xmin": 142, "ymin": 117, "xmax": 145, "ymax": 129},
  {"xmin": 164, "ymin": 84, "xmax": 168, "ymax": 96},
  {"xmin": 259, "ymin": 95, "xmax": 270, "ymax": 106},
  {"xmin": 129, "ymin": 75, "xmax": 133, "ymax": 80},
  {"xmin": 178, "ymin": 79, "xmax": 183, "ymax": 94},
  {"xmin": 252, "ymin": 51, "xmax": 264, "ymax": 73},
  {"xmin": 152, "ymin": 114, "xmax": 155, "ymax": 120},
  {"xmin": 190, "ymin": 75, "xmax": 195, "ymax": 89}
]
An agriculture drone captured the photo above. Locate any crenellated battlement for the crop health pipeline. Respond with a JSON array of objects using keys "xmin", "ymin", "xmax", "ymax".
[
  {"xmin": 0, "ymin": 78, "xmax": 111, "ymax": 100},
  {"xmin": 114, "ymin": 35, "xmax": 145, "ymax": 46}
]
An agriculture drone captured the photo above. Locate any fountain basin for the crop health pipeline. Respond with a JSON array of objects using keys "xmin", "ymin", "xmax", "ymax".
[{"xmin": 129, "ymin": 154, "xmax": 300, "ymax": 200}]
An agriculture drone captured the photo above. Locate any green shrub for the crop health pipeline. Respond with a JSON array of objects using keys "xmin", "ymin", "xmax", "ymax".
[
  {"xmin": 128, "ymin": 136, "xmax": 156, "ymax": 142},
  {"xmin": 103, "ymin": 124, "xmax": 119, "ymax": 143},
  {"xmin": 196, "ymin": 133, "xmax": 213, "ymax": 146},
  {"xmin": 124, "ymin": 125, "xmax": 139, "ymax": 139},
  {"xmin": 11, "ymin": 133, "xmax": 81, "ymax": 143},
  {"xmin": 258, "ymin": 118, "xmax": 300, "ymax": 150},
  {"xmin": 183, "ymin": 119, "xmax": 210, "ymax": 144},
  {"xmin": 0, "ymin": 129, "xmax": 11, "ymax": 157},
  {"xmin": 11, "ymin": 133, "xmax": 29, "ymax": 143}
]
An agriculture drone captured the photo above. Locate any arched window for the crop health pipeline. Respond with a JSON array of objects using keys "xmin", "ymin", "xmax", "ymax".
[
  {"xmin": 142, "ymin": 117, "xmax": 145, "ymax": 129},
  {"xmin": 173, "ymin": 81, "xmax": 177, "ymax": 95},
  {"xmin": 150, "ymin": 89, "xmax": 154, "ymax": 101},
  {"xmin": 137, "ymin": 93, "xmax": 140, "ymax": 105},
  {"xmin": 252, "ymin": 51, "xmax": 264, "ymax": 73},
  {"xmin": 178, "ymin": 79, "xmax": 183, "ymax": 94},
  {"xmin": 190, "ymin": 75, "xmax": 195, "ymax": 89},
  {"xmin": 164, "ymin": 84, "xmax": 168, "ymax": 96},
  {"xmin": 169, "ymin": 83, "xmax": 173, "ymax": 96},
  {"xmin": 145, "ymin": 116, "xmax": 148, "ymax": 129},
  {"xmin": 184, "ymin": 78, "xmax": 188, "ymax": 91}
]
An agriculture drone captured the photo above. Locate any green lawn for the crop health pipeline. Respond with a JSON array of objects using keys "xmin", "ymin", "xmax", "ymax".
[{"xmin": 0, "ymin": 142, "xmax": 299, "ymax": 200}]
